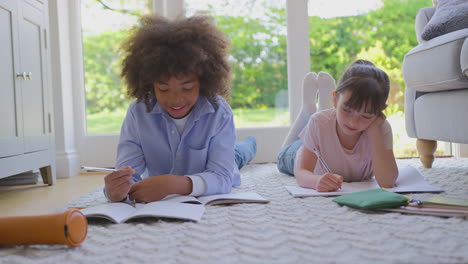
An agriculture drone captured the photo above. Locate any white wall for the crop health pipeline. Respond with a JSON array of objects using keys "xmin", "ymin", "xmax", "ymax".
[{"xmin": 48, "ymin": 0, "xmax": 80, "ymax": 178}]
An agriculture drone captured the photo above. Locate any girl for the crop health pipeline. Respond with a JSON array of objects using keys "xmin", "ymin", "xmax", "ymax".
[
  {"xmin": 277, "ymin": 60, "xmax": 398, "ymax": 192},
  {"xmin": 104, "ymin": 14, "xmax": 256, "ymax": 203}
]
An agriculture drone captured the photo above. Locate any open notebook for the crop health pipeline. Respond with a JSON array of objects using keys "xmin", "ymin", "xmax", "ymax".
[
  {"xmin": 285, "ymin": 165, "xmax": 444, "ymax": 198},
  {"xmin": 161, "ymin": 192, "xmax": 269, "ymax": 205},
  {"xmin": 81, "ymin": 201, "xmax": 205, "ymax": 223},
  {"xmin": 80, "ymin": 192, "xmax": 269, "ymax": 223}
]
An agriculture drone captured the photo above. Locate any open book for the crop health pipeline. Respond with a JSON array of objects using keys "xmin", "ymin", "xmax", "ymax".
[
  {"xmin": 80, "ymin": 192, "xmax": 269, "ymax": 223},
  {"xmin": 80, "ymin": 201, "xmax": 205, "ymax": 223},
  {"xmin": 285, "ymin": 165, "xmax": 444, "ymax": 198},
  {"xmin": 161, "ymin": 192, "xmax": 269, "ymax": 205}
]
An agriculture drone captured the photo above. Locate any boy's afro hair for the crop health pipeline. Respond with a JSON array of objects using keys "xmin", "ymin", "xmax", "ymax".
[{"xmin": 121, "ymin": 14, "xmax": 231, "ymax": 111}]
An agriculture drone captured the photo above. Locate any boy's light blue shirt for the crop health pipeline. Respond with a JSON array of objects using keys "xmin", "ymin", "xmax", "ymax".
[{"xmin": 116, "ymin": 96, "xmax": 240, "ymax": 196}]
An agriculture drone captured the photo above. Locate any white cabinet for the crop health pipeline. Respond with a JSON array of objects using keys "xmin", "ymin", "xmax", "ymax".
[{"xmin": 0, "ymin": 0, "xmax": 55, "ymax": 185}]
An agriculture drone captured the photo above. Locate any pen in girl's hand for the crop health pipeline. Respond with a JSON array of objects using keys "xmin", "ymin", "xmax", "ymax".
[
  {"xmin": 81, "ymin": 166, "xmax": 117, "ymax": 172},
  {"xmin": 311, "ymin": 147, "xmax": 342, "ymax": 190},
  {"xmin": 311, "ymin": 147, "xmax": 332, "ymax": 173}
]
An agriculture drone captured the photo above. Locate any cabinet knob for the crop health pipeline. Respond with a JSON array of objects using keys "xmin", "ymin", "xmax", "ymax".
[
  {"xmin": 16, "ymin": 72, "xmax": 27, "ymax": 79},
  {"xmin": 15, "ymin": 72, "xmax": 32, "ymax": 80}
]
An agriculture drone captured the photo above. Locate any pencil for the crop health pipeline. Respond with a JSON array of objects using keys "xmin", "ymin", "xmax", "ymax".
[
  {"xmin": 81, "ymin": 166, "xmax": 117, "ymax": 172},
  {"xmin": 311, "ymin": 147, "xmax": 332, "ymax": 173},
  {"xmin": 311, "ymin": 147, "xmax": 341, "ymax": 190}
]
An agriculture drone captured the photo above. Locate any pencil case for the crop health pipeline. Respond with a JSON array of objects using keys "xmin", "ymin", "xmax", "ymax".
[
  {"xmin": 332, "ymin": 188, "xmax": 409, "ymax": 210},
  {"xmin": 0, "ymin": 209, "xmax": 88, "ymax": 247}
]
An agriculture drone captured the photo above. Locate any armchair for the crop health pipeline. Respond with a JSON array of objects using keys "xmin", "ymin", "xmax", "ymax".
[{"xmin": 403, "ymin": 5, "xmax": 468, "ymax": 168}]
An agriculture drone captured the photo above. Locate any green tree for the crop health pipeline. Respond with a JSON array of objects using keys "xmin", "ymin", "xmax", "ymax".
[
  {"xmin": 215, "ymin": 7, "xmax": 288, "ymax": 109},
  {"xmin": 83, "ymin": 0, "xmax": 431, "ymax": 114},
  {"xmin": 83, "ymin": 30, "xmax": 132, "ymax": 114},
  {"xmin": 308, "ymin": 0, "xmax": 431, "ymax": 115}
]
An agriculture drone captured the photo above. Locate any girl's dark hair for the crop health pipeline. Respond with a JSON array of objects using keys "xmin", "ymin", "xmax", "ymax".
[
  {"xmin": 121, "ymin": 14, "xmax": 231, "ymax": 111},
  {"xmin": 336, "ymin": 59, "xmax": 390, "ymax": 115}
]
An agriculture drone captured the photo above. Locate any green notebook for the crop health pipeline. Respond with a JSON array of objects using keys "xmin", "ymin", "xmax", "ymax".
[{"xmin": 332, "ymin": 188, "xmax": 409, "ymax": 210}]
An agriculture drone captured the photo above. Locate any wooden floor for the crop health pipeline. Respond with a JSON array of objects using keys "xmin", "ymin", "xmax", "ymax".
[{"xmin": 0, "ymin": 172, "xmax": 106, "ymax": 217}]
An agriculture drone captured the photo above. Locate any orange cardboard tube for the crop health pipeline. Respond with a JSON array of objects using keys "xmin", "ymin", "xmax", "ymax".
[{"xmin": 0, "ymin": 209, "xmax": 87, "ymax": 247}]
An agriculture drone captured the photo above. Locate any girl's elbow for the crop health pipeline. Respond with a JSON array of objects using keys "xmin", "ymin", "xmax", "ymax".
[
  {"xmin": 296, "ymin": 174, "xmax": 314, "ymax": 189},
  {"xmin": 297, "ymin": 179, "xmax": 307, "ymax": 188},
  {"xmin": 296, "ymin": 175, "xmax": 309, "ymax": 188},
  {"xmin": 379, "ymin": 172, "xmax": 398, "ymax": 188},
  {"xmin": 379, "ymin": 182, "xmax": 395, "ymax": 188}
]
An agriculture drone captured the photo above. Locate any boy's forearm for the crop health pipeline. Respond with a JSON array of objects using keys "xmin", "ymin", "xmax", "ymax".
[
  {"xmin": 170, "ymin": 175, "xmax": 193, "ymax": 195},
  {"xmin": 105, "ymin": 188, "xmax": 127, "ymax": 202}
]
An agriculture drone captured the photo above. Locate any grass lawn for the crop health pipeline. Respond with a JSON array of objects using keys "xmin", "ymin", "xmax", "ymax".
[
  {"xmin": 87, "ymin": 107, "xmax": 446, "ymax": 158},
  {"xmin": 86, "ymin": 107, "xmax": 290, "ymax": 134},
  {"xmin": 86, "ymin": 109, "xmax": 127, "ymax": 134}
]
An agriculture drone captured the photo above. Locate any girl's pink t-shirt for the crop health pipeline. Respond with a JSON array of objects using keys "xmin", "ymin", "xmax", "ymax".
[{"xmin": 296, "ymin": 109, "xmax": 393, "ymax": 182}]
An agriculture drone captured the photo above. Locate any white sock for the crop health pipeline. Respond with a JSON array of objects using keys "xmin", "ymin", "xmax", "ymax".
[
  {"xmin": 302, "ymin": 72, "xmax": 318, "ymax": 113},
  {"xmin": 317, "ymin": 71, "xmax": 335, "ymax": 111},
  {"xmin": 282, "ymin": 72, "xmax": 318, "ymax": 148}
]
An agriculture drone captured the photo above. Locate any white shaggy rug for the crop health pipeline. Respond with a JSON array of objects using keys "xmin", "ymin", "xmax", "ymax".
[{"xmin": 1, "ymin": 158, "xmax": 468, "ymax": 264}]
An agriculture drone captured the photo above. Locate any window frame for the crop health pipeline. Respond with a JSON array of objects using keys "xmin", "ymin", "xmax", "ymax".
[
  {"xmin": 70, "ymin": 0, "xmax": 462, "ymax": 168},
  {"xmin": 71, "ymin": 0, "xmax": 307, "ymax": 166}
]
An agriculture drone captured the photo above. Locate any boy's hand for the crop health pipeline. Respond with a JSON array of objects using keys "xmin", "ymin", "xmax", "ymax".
[
  {"xmin": 128, "ymin": 175, "xmax": 192, "ymax": 203},
  {"xmin": 315, "ymin": 173, "xmax": 343, "ymax": 192},
  {"xmin": 104, "ymin": 166, "xmax": 135, "ymax": 202}
]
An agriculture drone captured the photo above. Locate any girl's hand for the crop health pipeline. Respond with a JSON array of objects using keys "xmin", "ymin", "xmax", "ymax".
[
  {"xmin": 367, "ymin": 113, "xmax": 386, "ymax": 135},
  {"xmin": 315, "ymin": 173, "xmax": 343, "ymax": 192},
  {"xmin": 128, "ymin": 175, "xmax": 192, "ymax": 203},
  {"xmin": 104, "ymin": 166, "xmax": 135, "ymax": 202}
]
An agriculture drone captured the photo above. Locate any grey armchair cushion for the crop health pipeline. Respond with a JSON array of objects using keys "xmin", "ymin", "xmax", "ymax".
[{"xmin": 421, "ymin": 0, "xmax": 468, "ymax": 41}]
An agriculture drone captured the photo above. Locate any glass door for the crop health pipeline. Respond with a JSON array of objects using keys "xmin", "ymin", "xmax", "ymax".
[
  {"xmin": 184, "ymin": 0, "xmax": 289, "ymax": 162},
  {"xmin": 78, "ymin": 0, "xmax": 291, "ymax": 165}
]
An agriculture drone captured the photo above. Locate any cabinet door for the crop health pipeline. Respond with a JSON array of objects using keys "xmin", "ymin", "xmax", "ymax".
[
  {"xmin": 0, "ymin": 0, "xmax": 24, "ymax": 158},
  {"xmin": 19, "ymin": 1, "xmax": 50, "ymax": 153}
]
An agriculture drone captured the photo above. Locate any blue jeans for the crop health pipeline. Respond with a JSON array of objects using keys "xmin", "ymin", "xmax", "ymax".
[
  {"xmin": 235, "ymin": 136, "xmax": 257, "ymax": 169},
  {"xmin": 277, "ymin": 139, "xmax": 303, "ymax": 176}
]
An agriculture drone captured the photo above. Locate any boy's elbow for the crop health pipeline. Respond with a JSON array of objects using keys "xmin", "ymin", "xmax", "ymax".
[
  {"xmin": 217, "ymin": 171, "xmax": 232, "ymax": 193},
  {"xmin": 223, "ymin": 184, "xmax": 232, "ymax": 194},
  {"xmin": 208, "ymin": 170, "xmax": 233, "ymax": 195},
  {"xmin": 212, "ymin": 180, "xmax": 232, "ymax": 195}
]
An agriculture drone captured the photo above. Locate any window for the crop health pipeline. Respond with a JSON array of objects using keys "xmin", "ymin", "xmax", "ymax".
[
  {"xmin": 82, "ymin": 0, "xmax": 289, "ymax": 133},
  {"xmin": 81, "ymin": 0, "xmax": 150, "ymax": 134},
  {"xmin": 79, "ymin": 0, "xmax": 290, "ymax": 164},
  {"xmin": 187, "ymin": 0, "xmax": 289, "ymax": 128},
  {"xmin": 75, "ymin": 0, "xmax": 452, "ymax": 167}
]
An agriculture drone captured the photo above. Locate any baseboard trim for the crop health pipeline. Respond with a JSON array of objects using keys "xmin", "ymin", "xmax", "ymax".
[
  {"xmin": 454, "ymin": 143, "xmax": 468, "ymax": 158},
  {"xmin": 56, "ymin": 151, "xmax": 80, "ymax": 178}
]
